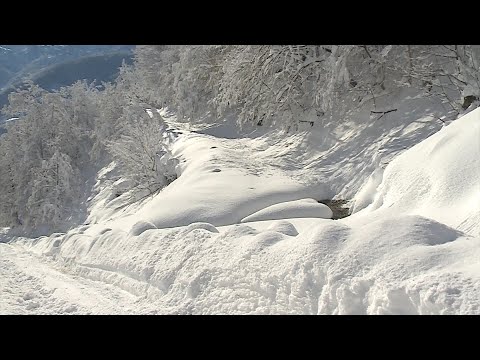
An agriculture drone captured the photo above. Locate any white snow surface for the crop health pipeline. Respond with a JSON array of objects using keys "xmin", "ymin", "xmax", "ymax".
[
  {"xmin": 1, "ymin": 91, "xmax": 480, "ymax": 314},
  {"xmin": 241, "ymin": 198, "xmax": 332, "ymax": 223},
  {"xmin": 0, "ymin": 242, "xmax": 151, "ymax": 314},
  {"xmin": 358, "ymin": 109, "xmax": 480, "ymax": 237}
]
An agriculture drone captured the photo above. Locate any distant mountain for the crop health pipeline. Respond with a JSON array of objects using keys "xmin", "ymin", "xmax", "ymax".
[
  {"xmin": 0, "ymin": 45, "xmax": 135, "ymax": 90},
  {"xmin": 0, "ymin": 45, "xmax": 135, "ymax": 122},
  {"xmin": 32, "ymin": 52, "xmax": 134, "ymax": 89}
]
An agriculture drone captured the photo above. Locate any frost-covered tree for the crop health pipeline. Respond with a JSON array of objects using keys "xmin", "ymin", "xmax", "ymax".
[
  {"xmin": 214, "ymin": 45, "xmax": 331, "ymax": 128},
  {"xmin": 106, "ymin": 105, "xmax": 178, "ymax": 195},
  {"xmin": 0, "ymin": 134, "xmax": 20, "ymax": 226},
  {"xmin": 0, "ymin": 82, "xmax": 98, "ymax": 229},
  {"xmin": 388, "ymin": 45, "xmax": 480, "ymax": 115},
  {"xmin": 133, "ymin": 45, "xmax": 181, "ymax": 108},
  {"xmin": 171, "ymin": 45, "xmax": 231, "ymax": 121},
  {"xmin": 132, "ymin": 45, "xmax": 231, "ymax": 122},
  {"xmin": 130, "ymin": 44, "xmax": 480, "ymax": 129},
  {"xmin": 0, "ymin": 63, "xmax": 185, "ymax": 231},
  {"xmin": 131, "ymin": 45, "xmax": 417, "ymax": 129},
  {"xmin": 25, "ymin": 150, "xmax": 80, "ymax": 227}
]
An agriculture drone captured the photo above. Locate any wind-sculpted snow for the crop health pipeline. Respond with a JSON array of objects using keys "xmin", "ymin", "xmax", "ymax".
[
  {"xmin": 127, "ymin": 133, "xmax": 322, "ymax": 230},
  {"xmin": 266, "ymin": 220, "xmax": 299, "ymax": 236},
  {"xmin": 354, "ymin": 106, "xmax": 480, "ymax": 237},
  {"xmin": 21, "ymin": 212, "xmax": 478, "ymax": 314},
  {"xmin": 241, "ymin": 198, "xmax": 332, "ymax": 223},
  {"xmin": 130, "ymin": 220, "xmax": 157, "ymax": 236}
]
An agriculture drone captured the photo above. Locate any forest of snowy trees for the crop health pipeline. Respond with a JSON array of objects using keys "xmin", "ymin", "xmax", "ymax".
[{"xmin": 1, "ymin": 45, "xmax": 479, "ymax": 231}]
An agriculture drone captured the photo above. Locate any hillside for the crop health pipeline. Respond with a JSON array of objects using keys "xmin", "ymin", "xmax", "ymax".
[
  {"xmin": 2, "ymin": 92, "xmax": 479, "ymax": 314},
  {"xmin": 1, "ymin": 45, "xmax": 479, "ymax": 315}
]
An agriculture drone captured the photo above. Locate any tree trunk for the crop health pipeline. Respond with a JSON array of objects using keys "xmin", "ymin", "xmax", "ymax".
[{"xmin": 407, "ymin": 45, "xmax": 413, "ymax": 85}]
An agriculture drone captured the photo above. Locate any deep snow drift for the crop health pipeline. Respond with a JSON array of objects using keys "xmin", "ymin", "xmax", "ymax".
[
  {"xmin": 2, "ymin": 92, "xmax": 479, "ymax": 314},
  {"xmin": 352, "ymin": 108, "xmax": 480, "ymax": 237},
  {"xmin": 0, "ymin": 242, "xmax": 145, "ymax": 315}
]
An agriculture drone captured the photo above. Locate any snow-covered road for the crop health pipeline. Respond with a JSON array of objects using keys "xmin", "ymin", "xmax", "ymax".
[{"xmin": 0, "ymin": 243, "xmax": 147, "ymax": 314}]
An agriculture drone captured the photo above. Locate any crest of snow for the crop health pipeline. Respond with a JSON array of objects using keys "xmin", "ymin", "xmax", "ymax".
[
  {"xmin": 241, "ymin": 198, "xmax": 332, "ymax": 223},
  {"xmin": 351, "ymin": 167, "xmax": 384, "ymax": 214},
  {"xmin": 266, "ymin": 220, "xmax": 299, "ymax": 236},
  {"xmin": 358, "ymin": 107, "xmax": 480, "ymax": 236},
  {"xmin": 129, "ymin": 220, "xmax": 157, "ymax": 236}
]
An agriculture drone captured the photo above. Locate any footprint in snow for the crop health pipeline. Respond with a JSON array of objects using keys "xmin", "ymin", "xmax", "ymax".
[
  {"xmin": 23, "ymin": 292, "xmax": 35, "ymax": 301},
  {"xmin": 211, "ymin": 169, "xmax": 221, "ymax": 173},
  {"xmin": 64, "ymin": 305, "xmax": 78, "ymax": 313},
  {"xmin": 26, "ymin": 301, "xmax": 40, "ymax": 310}
]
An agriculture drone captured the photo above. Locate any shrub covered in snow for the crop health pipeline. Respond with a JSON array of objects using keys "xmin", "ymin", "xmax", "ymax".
[
  {"xmin": 131, "ymin": 45, "xmax": 480, "ymax": 129},
  {"xmin": 0, "ymin": 79, "xmax": 179, "ymax": 232},
  {"xmin": 106, "ymin": 106, "xmax": 179, "ymax": 195}
]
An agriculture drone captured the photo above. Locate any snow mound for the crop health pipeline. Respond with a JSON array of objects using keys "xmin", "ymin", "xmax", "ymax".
[
  {"xmin": 180, "ymin": 222, "xmax": 219, "ymax": 235},
  {"xmin": 266, "ymin": 220, "xmax": 299, "ymax": 236},
  {"xmin": 241, "ymin": 198, "xmax": 332, "ymax": 223},
  {"xmin": 252, "ymin": 231, "xmax": 288, "ymax": 248},
  {"xmin": 123, "ymin": 134, "xmax": 322, "ymax": 230},
  {"xmin": 358, "ymin": 107, "xmax": 480, "ymax": 236},
  {"xmin": 26, "ymin": 210, "xmax": 476, "ymax": 314},
  {"xmin": 351, "ymin": 167, "xmax": 384, "ymax": 214},
  {"xmin": 130, "ymin": 220, "xmax": 157, "ymax": 236}
]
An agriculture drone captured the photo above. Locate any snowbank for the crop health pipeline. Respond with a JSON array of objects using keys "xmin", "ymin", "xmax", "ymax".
[
  {"xmin": 21, "ymin": 211, "xmax": 479, "ymax": 314},
  {"xmin": 115, "ymin": 133, "xmax": 325, "ymax": 231},
  {"xmin": 353, "ymin": 107, "xmax": 480, "ymax": 236},
  {"xmin": 241, "ymin": 198, "xmax": 332, "ymax": 223}
]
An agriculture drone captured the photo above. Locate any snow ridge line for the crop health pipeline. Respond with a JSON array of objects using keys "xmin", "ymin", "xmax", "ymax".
[{"xmin": 71, "ymin": 261, "xmax": 167, "ymax": 298}]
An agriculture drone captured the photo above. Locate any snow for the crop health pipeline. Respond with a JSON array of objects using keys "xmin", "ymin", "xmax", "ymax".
[
  {"xmin": 351, "ymin": 167, "xmax": 384, "ymax": 214},
  {"xmin": 129, "ymin": 220, "xmax": 157, "ymax": 236},
  {"xmin": 0, "ymin": 243, "xmax": 147, "ymax": 314},
  {"xmin": 265, "ymin": 220, "xmax": 299, "ymax": 236},
  {"xmin": 241, "ymin": 198, "xmax": 332, "ymax": 223},
  {"xmin": 103, "ymin": 131, "xmax": 322, "ymax": 231},
  {"xmin": 354, "ymin": 108, "xmax": 480, "ymax": 236},
  {"xmin": 1, "ymin": 91, "xmax": 480, "ymax": 314}
]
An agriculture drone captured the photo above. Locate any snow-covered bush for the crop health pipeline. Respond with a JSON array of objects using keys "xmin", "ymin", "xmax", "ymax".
[
  {"xmin": 131, "ymin": 45, "xmax": 480, "ymax": 128},
  {"xmin": 106, "ymin": 106, "xmax": 179, "ymax": 195},
  {"xmin": 389, "ymin": 45, "xmax": 480, "ymax": 115},
  {"xmin": 0, "ymin": 82, "xmax": 97, "ymax": 229}
]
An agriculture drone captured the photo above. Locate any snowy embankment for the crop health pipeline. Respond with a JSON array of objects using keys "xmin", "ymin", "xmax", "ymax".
[
  {"xmin": 351, "ymin": 109, "xmax": 480, "ymax": 236},
  {"xmin": 8, "ymin": 95, "xmax": 480, "ymax": 314},
  {"xmin": 0, "ymin": 241, "xmax": 153, "ymax": 314}
]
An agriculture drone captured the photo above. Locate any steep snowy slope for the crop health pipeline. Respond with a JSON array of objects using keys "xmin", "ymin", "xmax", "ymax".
[
  {"xmin": 351, "ymin": 108, "xmax": 480, "ymax": 237},
  {"xmin": 6, "ymin": 101, "xmax": 478, "ymax": 314},
  {"xmin": 80, "ymin": 88, "xmax": 451, "ymax": 235}
]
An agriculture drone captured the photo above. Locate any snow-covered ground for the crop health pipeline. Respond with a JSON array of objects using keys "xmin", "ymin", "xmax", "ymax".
[
  {"xmin": 1, "ymin": 90, "xmax": 479, "ymax": 314},
  {"xmin": 0, "ymin": 242, "xmax": 156, "ymax": 314}
]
